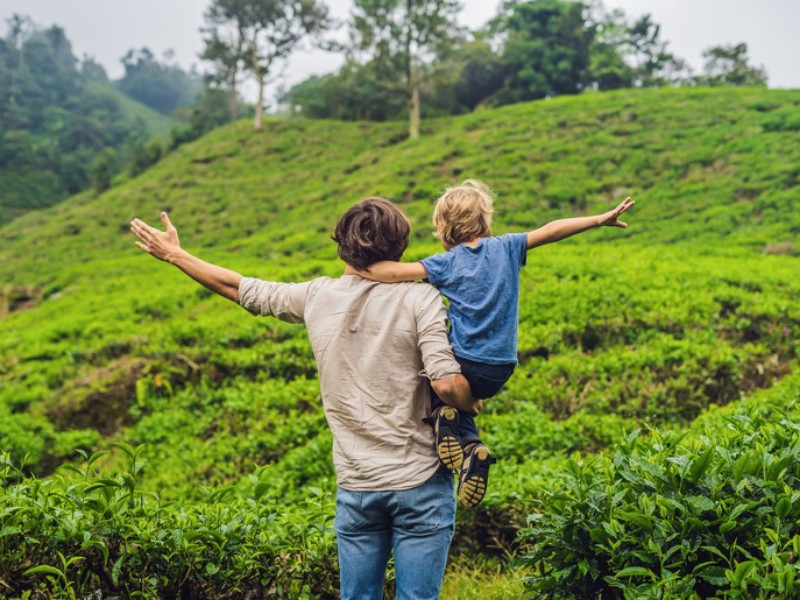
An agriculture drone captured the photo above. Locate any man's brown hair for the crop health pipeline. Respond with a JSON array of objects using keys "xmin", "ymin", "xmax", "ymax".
[{"xmin": 333, "ymin": 197, "xmax": 411, "ymax": 270}]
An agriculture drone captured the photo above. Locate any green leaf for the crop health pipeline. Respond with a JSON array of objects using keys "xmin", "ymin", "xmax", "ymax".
[
  {"xmin": 23, "ymin": 565, "xmax": 65, "ymax": 580},
  {"xmin": 731, "ymin": 561, "xmax": 756, "ymax": 587},
  {"xmin": 688, "ymin": 447, "xmax": 714, "ymax": 484},
  {"xmin": 720, "ymin": 521, "xmax": 736, "ymax": 534},
  {"xmin": 697, "ymin": 565, "xmax": 728, "ymax": 586},
  {"xmin": 113, "ymin": 442, "xmax": 137, "ymax": 459},
  {"xmin": 625, "ymin": 429, "xmax": 641, "ymax": 444},
  {"xmin": 732, "ymin": 454, "xmax": 749, "ymax": 480},
  {"xmin": 87, "ymin": 450, "xmax": 110, "ymax": 468},
  {"xmin": 775, "ymin": 496, "xmax": 792, "ymax": 520},
  {"xmin": 254, "ymin": 481, "xmax": 270, "ymax": 502},
  {"xmin": 693, "ymin": 495, "xmax": 715, "ymax": 512},
  {"xmin": 589, "ymin": 527, "xmax": 608, "ymax": 544},
  {"xmin": 619, "ymin": 510, "xmax": 654, "ymax": 531},
  {"xmin": 615, "ymin": 566, "xmax": 657, "ymax": 580},
  {"xmin": 59, "ymin": 464, "xmax": 86, "ymax": 477},
  {"xmin": 112, "ymin": 555, "xmax": 125, "ymax": 586},
  {"xmin": 728, "ymin": 503, "xmax": 750, "ymax": 520}
]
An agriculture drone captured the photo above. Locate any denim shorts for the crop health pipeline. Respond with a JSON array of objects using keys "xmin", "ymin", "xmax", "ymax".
[{"xmin": 456, "ymin": 355, "xmax": 515, "ymax": 400}]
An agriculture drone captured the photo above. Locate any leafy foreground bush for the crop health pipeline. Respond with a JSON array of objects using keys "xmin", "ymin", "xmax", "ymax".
[
  {"xmin": 517, "ymin": 401, "xmax": 800, "ymax": 599},
  {"xmin": 0, "ymin": 445, "xmax": 337, "ymax": 599}
]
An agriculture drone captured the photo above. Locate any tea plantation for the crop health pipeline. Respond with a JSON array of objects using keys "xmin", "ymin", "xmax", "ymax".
[{"xmin": 1, "ymin": 87, "xmax": 799, "ymax": 598}]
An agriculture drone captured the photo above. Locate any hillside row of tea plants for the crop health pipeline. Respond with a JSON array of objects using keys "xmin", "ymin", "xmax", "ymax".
[
  {"xmin": 3, "ymin": 369, "xmax": 798, "ymax": 598},
  {"xmin": 1, "ymin": 87, "xmax": 799, "ymax": 597}
]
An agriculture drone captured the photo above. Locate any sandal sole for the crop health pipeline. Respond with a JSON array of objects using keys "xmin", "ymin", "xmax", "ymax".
[
  {"xmin": 435, "ymin": 406, "xmax": 463, "ymax": 471},
  {"xmin": 458, "ymin": 445, "xmax": 494, "ymax": 508}
]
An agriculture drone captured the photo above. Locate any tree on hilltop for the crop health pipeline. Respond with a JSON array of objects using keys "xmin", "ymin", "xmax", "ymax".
[
  {"xmin": 201, "ymin": 0, "xmax": 250, "ymax": 120},
  {"xmin": 349, "ymin": 0, "xmax": 463, "ymax": 139},
  {"xmin": 699, "ymin": 43, "xmax": 767, "ymax": 87},
  {"xmin": 624, "ymin": 14, "xmax": 690, "ymax": 87},
  {"xmin": 490, "ymin": 0, "xmax": 593, "ymax": 102},
  {"xmin": 247, "ymin": 0, "xmax": 329, "ymax": 132},
  {"xmin": 202, "ymin": 0, "xmax": 329, "ymax": 132}
]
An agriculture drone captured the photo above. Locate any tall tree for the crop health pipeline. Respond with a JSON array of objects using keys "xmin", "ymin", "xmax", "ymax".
[
  {"xmin": 494, "ymin": 0, "xmax": 593, "ymax": 102},
  {"xmin": 201, "ymin": 0, "xmax": 250, "ymax": 120},
  {"xmin": 585, "ymin": 6, "xmax": 633, "ymax": 91},
  {"xmin": 2, "ymin": 14, "xmax": 32, "ymax": 119},
  {"xmin": 449, "ymin": 37, "xmax": 506, "ymax": 111},
  {"xmin": 699, "ymin": 43, "xmax": 767, "ymax": 87},
  {"xmin": 203, "ymin": 0, "xmax": 328, "ymax": 131},
  {"xmin": 246, "ymin": 0, "xmax": 329, "ymax": 131},
  {"xmin": 350, "ymin": 0, "xmax": 463, "ymax": 139},
  {"xmin": 625, "ymin": 14, "xmax": 689, "ymax": 87}
]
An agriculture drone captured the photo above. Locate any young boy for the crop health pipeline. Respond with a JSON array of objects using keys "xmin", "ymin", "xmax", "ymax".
[{"xmin": 357, "ymin": 180, "xmax": 634, "ymax": 507}]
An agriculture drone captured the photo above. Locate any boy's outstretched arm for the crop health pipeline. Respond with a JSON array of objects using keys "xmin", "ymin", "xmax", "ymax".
[
  {"xmin": 130, "ymin": 212, "xmax": 242, "ymax": 302},
  {"xmin": 355, "ymin": 260, "xmax": 428, "ymax": 283},
  {"xmin": 526, "ymin": 197, "xmax": 634, "ymax": 250}
]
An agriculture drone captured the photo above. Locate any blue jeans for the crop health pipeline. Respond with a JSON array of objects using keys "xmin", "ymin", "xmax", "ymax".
[{"xmin": 335, "ymin": 468, "xmax": 455, "ymax": 600}]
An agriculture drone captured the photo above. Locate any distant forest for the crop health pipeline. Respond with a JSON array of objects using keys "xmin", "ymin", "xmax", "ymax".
[
  {"xmin": 0, "ymin": 16, "xmax": 220, "ymax": 224},
  {"xmin": 0, "ymin": 0, "xmax": 768, "ymax": 222}
]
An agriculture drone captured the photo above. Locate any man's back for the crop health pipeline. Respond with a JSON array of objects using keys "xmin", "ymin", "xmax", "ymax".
[{"xmin": 238, "ymin": 275, "xmax": 460, "ymax": 490}]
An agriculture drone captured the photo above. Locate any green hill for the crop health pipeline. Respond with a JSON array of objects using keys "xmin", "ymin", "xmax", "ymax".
[
  {"xmin": 0, "ymin": 77, "xmax": 175, "ymax": 226},
  {"xmin": 86, "ymin": 79, "xmax": 176, "ymax": 139},
  {"xmin": 1, "ymin": 87, "xmax": 799, "ymax": 598}
]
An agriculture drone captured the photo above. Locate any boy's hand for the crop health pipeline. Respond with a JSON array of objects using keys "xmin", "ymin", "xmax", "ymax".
[
  {"xmin": 130, "ymin": 212, "xmax": 181, "ymax": 262},
  {"xmin": 597, "ymin": 197, "xmax": 635, "ymax": 228}
]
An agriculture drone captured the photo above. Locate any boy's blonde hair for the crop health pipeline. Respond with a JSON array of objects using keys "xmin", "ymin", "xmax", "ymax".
[{"xmin": 432, "ymin": 179, "xmax": 494, "ymax": 247}]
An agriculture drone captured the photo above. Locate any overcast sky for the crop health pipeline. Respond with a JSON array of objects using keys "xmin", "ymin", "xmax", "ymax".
[{"xmin": 3, "ymin": 0, "xmax": 798, "ymax": 104}]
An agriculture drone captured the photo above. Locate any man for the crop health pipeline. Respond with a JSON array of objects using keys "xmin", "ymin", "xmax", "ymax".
[{"xmin": 130, "ymin": 197, "xmax": 478, "ymax": 600}]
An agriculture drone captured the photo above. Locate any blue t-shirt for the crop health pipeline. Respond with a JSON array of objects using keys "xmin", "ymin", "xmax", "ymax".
[{"xmin": 420, "ymin": 233, "xmax": 527, "ymax": 365}]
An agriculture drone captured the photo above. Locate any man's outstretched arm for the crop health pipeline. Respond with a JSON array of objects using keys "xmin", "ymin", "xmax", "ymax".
[{"xmin": 130, "ymin": 212, "xmax": 242, "ymax": 302}]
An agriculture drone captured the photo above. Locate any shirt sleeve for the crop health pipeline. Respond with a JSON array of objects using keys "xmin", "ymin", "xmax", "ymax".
[
  {"xmin": 414, "ymin": 285, "xmax": 461, "ymax": 381},
  {"xmin": 502, "ymin": 233, "xmax": 528, "ymax": 268},
  {"xmin": 419, "ymin": 251, "xmax": 453, "ymax": 287},
  {"xmin": 238, "ymin": 276, "xmax": 311, "ymax": 324}
]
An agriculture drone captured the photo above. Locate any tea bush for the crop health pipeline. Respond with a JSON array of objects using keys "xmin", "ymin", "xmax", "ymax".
[
  {"xmin": 1, "ymin": 87, "xmax": 800, "ymax": 594},
  {"xmin": 516, "ymin": 396, "xmax": 800, "ymax": 599},
  {"xmin": 0, "ymin": 447, "xmax": 338, "ymax": 599}
]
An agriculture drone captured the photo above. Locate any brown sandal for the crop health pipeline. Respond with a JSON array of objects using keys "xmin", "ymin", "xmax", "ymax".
[{"xmin": 457, "ymin": 443, "xmax": 496, "ymax": 508}]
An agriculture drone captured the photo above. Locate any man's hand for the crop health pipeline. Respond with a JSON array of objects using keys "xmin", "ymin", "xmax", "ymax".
[
  {"xmin": 471, "ymin": 399, "xmax": 484, "ymax": 416},
  {"xmin": 597, "ymin": 197, "xmax": 635, "ymax": 228},
  {"xmin": 130, "ymin": 212, "xmax": 181, "ymax": 262},
  {"xmin": 129, "ymin": 211, "xmax": 242, "ymax": 302}
]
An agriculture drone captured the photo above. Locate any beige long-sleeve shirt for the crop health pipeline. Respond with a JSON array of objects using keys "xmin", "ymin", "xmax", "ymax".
[{"xmin": 238, "ymin": 275, "xmax": 461, "ymax": 491}]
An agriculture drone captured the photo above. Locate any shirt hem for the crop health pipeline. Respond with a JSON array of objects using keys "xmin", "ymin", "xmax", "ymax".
[
  {"xmin": 453, "ymin": 349, "xmax": 518, "ymax": 366},
  {"xmin": 336, "ymin": 460, "xmax": 440, "ymax": 492}
]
